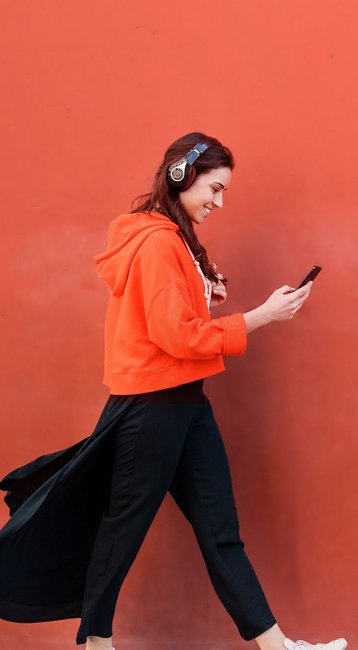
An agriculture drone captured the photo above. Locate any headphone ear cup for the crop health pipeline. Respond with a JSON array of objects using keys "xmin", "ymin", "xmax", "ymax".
[{"xmin": 167, "ymin": 162, "xmax": 188, "ymax": 188}]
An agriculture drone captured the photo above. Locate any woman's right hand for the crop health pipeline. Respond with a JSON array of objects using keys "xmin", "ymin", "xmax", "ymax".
[{"xmin": 262, "ymin": 281, "xmax": 313, "ymax": 323}]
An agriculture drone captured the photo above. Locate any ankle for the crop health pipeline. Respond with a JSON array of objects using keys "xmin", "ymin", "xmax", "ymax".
[
  {"xmin": 86, "ymin": 635, "xmax": 113, "ymax": 650},
  {"xmin": 255, "ymin": 623, "xmax": 286, "ymax": 650}
]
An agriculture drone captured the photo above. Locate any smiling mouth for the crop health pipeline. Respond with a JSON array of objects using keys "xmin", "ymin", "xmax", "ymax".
[{"xmin": 204, "ymin": 206, "xmax": 212, "ymax": 215}]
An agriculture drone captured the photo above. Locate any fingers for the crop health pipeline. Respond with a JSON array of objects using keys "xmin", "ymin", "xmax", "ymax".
[
  {"xmin": 211, "ymin": 271, "xmax": 227, "ymax": 305},
  {"xmin": 282, "ymin": 285, "xmax": 297, "ymax": 295},
  {"xmin": 282, "ymin": 281, "xmax": 313, "ymax": 295},
  {"xmin": 294, "ymin": 282, "xmax": 313, "ymax": 298},
  {"xmin": 211, "ymin": 262, "xmax": 224, "ymax": 282},
  {"xmin": 211, "ymin": 280, "xmax": 225, "ymax": 292},
  {"xmin": 290, "ymin": 283, "xmax": 313, "ymax": 313}
]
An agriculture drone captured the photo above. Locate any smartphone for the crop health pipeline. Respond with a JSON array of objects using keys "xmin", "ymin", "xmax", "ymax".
[{"xmin": 287, "ymin": 265, "xmax": 322, "ymax": 292}]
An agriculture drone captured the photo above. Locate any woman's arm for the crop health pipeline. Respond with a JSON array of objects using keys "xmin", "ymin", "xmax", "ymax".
[{"xmin": 147, "ymin": 279, "xmax": 247, "ymax": 359}]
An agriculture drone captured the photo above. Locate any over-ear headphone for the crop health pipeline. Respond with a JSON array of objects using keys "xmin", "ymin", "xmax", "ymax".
[{"xmin": 167, "ymin": 142, "xmax": 213, "ymax": 190}]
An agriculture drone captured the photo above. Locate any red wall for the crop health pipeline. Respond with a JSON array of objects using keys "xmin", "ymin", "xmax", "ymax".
[{"xmin": 1, "ymin": 1, "xmax": 357, "ymax": 648}]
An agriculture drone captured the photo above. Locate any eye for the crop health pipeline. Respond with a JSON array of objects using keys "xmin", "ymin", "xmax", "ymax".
[{"xmin": 211, "ymin": 187, "xmax": 219, "ymax": 194}]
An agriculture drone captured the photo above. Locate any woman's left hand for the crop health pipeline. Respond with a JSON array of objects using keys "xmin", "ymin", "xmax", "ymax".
[{"xmin": 210, "ymin": 262, "xmax": 227, "ymax": 307}]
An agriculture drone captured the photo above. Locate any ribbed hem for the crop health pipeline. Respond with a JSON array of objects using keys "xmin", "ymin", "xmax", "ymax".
[
  {"xmin": 218, "ymin": 313, "xmax": 248, "ymax": 356},
  {"xmin": 104, "ymin": 357, "xmax": 226, "ymax": 395}
]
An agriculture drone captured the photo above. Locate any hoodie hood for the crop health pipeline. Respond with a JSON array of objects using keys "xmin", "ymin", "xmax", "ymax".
[{"xmin": 94, "ymin": 211, "xmax": 180, "ymax": 296}]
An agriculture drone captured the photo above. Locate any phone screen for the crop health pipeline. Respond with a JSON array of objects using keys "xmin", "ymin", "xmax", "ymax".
[
  {"xmin": 296, "ymin": 265, "xmax": 322, "ymax": 289},
  {"xmin": 285, "ymin": 266, "xmax": 322, "ymax": 293}
]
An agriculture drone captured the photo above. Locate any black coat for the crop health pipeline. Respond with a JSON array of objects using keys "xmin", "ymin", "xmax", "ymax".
[{"xmin": 0, "ymin": 394, "xmax": 136, "ymax": 623}]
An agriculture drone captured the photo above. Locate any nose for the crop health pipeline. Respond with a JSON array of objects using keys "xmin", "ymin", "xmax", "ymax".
[{"xmin": 213, "ymin": 192, "xmax": 223, "ymax": 208}]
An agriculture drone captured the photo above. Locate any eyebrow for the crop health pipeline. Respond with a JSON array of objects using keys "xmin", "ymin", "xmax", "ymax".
[{"xmin": 213, "ymin": 182, "xmax": 228, "ymax": 191}]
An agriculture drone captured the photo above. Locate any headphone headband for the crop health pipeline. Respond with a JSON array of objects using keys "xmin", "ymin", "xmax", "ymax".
[
  {"xmin": 167, "ymin": 142, "xmax": 213, "ymax": 189},
  {"xmin": 185, "ymin": 143, "xmax": 210, "ymax": 165}
]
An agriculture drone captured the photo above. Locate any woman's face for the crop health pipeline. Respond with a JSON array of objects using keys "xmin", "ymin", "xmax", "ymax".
[{"xmin": 178, "ymin": 166, "xmax": 232, "ymax": 225}]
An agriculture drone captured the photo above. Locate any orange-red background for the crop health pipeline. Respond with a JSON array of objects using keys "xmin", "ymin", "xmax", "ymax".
[{"xmin": 1, "ymin": 1, "xmax": 357, "ymax": 648}]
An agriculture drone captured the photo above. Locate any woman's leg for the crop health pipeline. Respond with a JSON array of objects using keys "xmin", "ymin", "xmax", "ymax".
[
  {"xmin": 76, "ymin": 380, "xmax": 204, "ymax": 647},
  {"xmin": 168, "ymin": 393, "xmax": 284, "ymax": 647}
]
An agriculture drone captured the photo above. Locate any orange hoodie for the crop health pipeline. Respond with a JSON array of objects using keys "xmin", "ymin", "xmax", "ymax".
[{"xmin": 94, "ymin": 211, "xmax": 247, "ymax": 394}]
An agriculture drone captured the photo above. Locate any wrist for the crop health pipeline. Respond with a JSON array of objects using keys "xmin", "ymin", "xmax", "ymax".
[
  {"xmin": 243, "ymin": 304, "xmax": 271, "ymax": 333},
  {"xmin": 258, "ymin": 303, "xmax": 272, "ymax": 326}
]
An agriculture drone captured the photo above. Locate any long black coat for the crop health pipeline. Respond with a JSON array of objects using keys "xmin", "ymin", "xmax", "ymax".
[{"xmin": 0, "ymin": 394, "xmax": 136, "ymax": 623}]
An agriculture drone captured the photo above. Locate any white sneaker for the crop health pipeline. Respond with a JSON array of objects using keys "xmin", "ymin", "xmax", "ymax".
[{"xmin": 283, "ymin": 638, "xmax": 348, "ymax": 650}]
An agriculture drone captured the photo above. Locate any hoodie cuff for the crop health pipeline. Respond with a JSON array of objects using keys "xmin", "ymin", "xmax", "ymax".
[{"xmin": 217, "ymin": 313, "xmax": 248, "ymax": 356}]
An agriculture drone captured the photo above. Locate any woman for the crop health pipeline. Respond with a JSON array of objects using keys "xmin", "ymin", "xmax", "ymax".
[{"xmin": 0, "ymin": 132, "xmax": 347, "ymax": 650}]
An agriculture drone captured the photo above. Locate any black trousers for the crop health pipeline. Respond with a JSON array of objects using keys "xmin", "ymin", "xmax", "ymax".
[{"xmin": 76, "ymin": 379, "xmax": 276, "ymax": 644}]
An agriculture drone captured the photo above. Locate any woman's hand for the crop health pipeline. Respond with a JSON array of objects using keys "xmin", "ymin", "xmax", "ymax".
[
  {"xmin": 263, "ymin": 282, "xmax": 313, "ymax": 322},
  {"xmin": 243, "ymin": 281, "xmax": 313, "ymax": 333},
  {"xmin": 210, "ymin": 262, "xmax": 227, "ymax": 307}
]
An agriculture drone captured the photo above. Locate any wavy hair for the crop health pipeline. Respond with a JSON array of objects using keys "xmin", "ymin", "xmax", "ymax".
[{"xmin": 130, "ymin": 131, "xmax": 234, "ymax": 284}]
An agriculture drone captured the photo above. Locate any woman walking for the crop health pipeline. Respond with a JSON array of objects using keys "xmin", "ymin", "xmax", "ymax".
[{"xmin": 0, "ymin": 132, "xmax": 347, "ymax": 650}]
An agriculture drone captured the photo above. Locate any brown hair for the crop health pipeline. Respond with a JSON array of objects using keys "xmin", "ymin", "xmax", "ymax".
[{"xmin": 130, "ymin": 131, "xmax": 235, "ymax": 284}]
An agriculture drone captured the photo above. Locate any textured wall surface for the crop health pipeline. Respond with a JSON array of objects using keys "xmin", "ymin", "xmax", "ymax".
[{"xmin": 1, "ymin": 1, "xmax": 357, "ymax": 648}]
